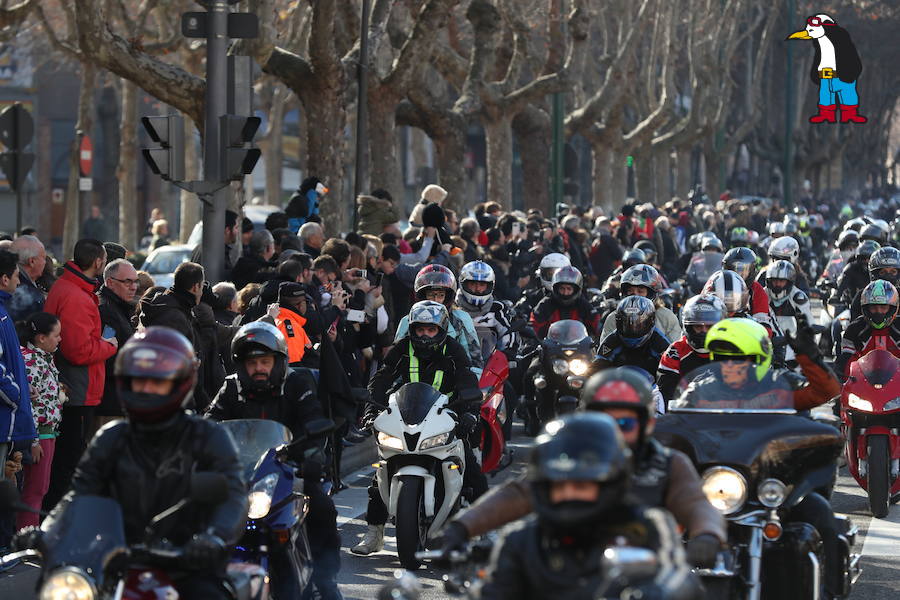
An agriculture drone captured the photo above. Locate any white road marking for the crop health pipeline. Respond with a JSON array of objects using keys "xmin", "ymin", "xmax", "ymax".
[{"xmin": 860, "ymin": 502, "xmax": 900, "ymax": 557}]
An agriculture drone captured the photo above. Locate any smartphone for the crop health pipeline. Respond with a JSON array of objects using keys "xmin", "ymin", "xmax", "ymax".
[
  {"xmin": 346, "ymin": 309, "xmax": 366, "ymax": 323},
  {"xmin": 373, "ymin": 272, "xmax": 383, "ymax": 288},
  {"xmin": 102, "ymin": 325, "xmax": 116, "ymax": 340},
  {"xmin": 354, "ymin": 269, "xmax": 367, "ymax": 279}
]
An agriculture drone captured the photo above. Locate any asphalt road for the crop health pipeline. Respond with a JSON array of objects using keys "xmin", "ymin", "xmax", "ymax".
[{"xmin": 4, "ymin": 429, "xmax": 900, "ymax": 599}]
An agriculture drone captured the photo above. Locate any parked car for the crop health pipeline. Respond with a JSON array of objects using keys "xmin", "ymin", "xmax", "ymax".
[{"xmin": 140, "ymin": 244, "xmax": 193, "ymax": 289}]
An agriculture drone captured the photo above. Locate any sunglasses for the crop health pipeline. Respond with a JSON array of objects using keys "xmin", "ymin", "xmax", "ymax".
[
  {"xmin": 615, "ymin": 417, "xmax": 640, "ymax": 433},
  {"xmin": 806, "ymin": 16, "xmax": 833, "ymax": 27}
]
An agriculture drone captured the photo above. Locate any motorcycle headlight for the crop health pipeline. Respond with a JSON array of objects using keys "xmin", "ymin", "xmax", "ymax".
[
  {"xmin": 701, "ymin": 466, "xmax": 748, "ymax": 515},
  {"xmin": 552, "ymin": 358, "xmax": 569, "ymax": 375},
  {"xmin": 40, "ymin": 567, "xmax": 96, "ymax": 600},
  {"xmin": 248, "ymin": 473, "xmax": 278, "ymax": 519},
  {"xmin": 847, "ymin": 393, "xmax": 873, "ymax": 412},
  {"xmin": 420, "ymin": 432, "xmax": 452, "ymax": 450},
  {"xmin": 757, "ymin": 478, "xmax": 788, "ymax": 508},
  {"xmin": 377, "ymin": 431, "xmax": 404, "ymax": 450},
  {"xmin": 568, "ymin": 358, "xmax": 589, "ymax": 376}
]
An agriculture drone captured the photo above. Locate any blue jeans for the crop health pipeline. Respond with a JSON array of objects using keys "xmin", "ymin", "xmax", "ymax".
[{"xmin": 818, "ymin": 78, "xmax": 859, "ymax": 106}]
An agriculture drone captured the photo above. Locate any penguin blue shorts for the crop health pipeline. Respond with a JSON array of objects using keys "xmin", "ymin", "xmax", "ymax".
[{"xmin": 818, "ymin": 78, "xmax": 859, "ymax": 106}]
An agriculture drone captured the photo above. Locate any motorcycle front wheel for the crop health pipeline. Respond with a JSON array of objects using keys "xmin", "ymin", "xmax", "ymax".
[
  {"xmin": 867, "ymin": 435, "xmax": 891, "ymax": 518},
  {"xmin": 395, "ymin": 476, "xmax": 427, "ymax": 569}
]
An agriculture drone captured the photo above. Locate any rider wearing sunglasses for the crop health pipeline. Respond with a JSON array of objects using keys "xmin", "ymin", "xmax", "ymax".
[{"xmin": 434, "ymin": 368, "xmax": 727, "ymax": 569}]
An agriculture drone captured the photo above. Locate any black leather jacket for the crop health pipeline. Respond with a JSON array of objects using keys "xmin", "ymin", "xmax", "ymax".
[
  {"xmin": 67, "ymin": 415, "xmax": 247, "ymax": 548},
  {"xmin": 480, "ymin": 504, "xmax": 698, "ymax": 600}
]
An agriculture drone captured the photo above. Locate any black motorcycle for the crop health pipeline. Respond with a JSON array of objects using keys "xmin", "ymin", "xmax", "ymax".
[
  {"xmin": 653, "ymin": 364, "xmax": 861, "ymax": 600},
  {"xmin": 529, "ymin": 319, "xmax": 595, "ymax": 430}
]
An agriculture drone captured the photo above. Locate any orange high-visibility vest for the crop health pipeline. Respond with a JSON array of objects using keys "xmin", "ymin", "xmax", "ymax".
[{"xmin": 275, "ymin": 307, "xmax": 312, "ymax": 364}]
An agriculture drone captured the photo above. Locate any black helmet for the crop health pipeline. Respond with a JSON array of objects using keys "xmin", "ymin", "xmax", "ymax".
[
  {"xmin": 615, "ymin": 295, "xmax": 656, "ymax": 348},
  {"xmin": 621, "ymin": 248, "xmax": 646, "ymax": 270},
  {"xmin": 579, "ymin": 367, "xmax": 656, "ymax": 449},
  {"xmin": 868, "ymin": 247, "xmax": 900, "ymax": 285},
  {"xmin": 722, "ymin": 247, "xmax": 759, "ymax": 286},
  {"xmin": 408, "ymin": 300, "xmax": 450, "ymax": 350},
  {"xmin": 232, "ymin": 322, "xmax": 289, "ymax": 397},
  {"xmin": 633, "ymin": 240, "xmax": 657, "ymax": 264},
  {"xmin": 115, "ymin": 327, "xmax": 198, "ymax": 425},
  {"xmin": 551, "ymin": 266, "xmax": 583, "ymax": 307},
  {"xmin": 681, "ymin": 294, "xmax": 726, "ymax": 352},
  {"xmin": 528, "ymin": 413, "xmax": 631, "ymax": 532},
  {"xmin": 855, "ymin": 239, "xmax": 882, "ymax": 263}
]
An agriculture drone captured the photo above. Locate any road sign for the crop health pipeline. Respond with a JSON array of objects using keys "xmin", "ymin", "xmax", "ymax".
[
  {"xmin": 51, "ymin": 188, "xmax": 63, "ymax": 204},
  {"xmin": 79, "ymin": 135, "xmax": 93, "ymax": 177},
  {"xmin": 0, "ymin": 102, "xmax": 35, "ymax": 191},
  {"xmin": 79, "ymin": 177, "xmax": 92, "ymax": 192}
]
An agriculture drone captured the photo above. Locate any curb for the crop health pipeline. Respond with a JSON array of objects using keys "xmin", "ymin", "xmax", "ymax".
[{"xmin": 340, "ymin": 437, "xmax": 377, "ymax": 476}]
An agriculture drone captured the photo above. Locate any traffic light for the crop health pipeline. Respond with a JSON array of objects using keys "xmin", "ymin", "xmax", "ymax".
[
  {"xmin": 0, "ymin": 103, "xmax": 35, "ymax": 192},
  {"xmin": 220, "ymin": 114, "xmax": 260, "ymax": 181},
  {"xmin": 141, "ymin": 115, "xmax": 185, "ymax": 182}
]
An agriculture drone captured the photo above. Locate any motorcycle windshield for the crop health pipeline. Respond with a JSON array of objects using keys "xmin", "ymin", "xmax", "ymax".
[
  {"xmin": 547, "ymin": 320, "xmax": 591, "ymax": 345},
  {"xmin": 393, "ymin": 382, "xmax": 444, "ymax": 426},
  {"xmin": 40, "ymin": 495, "xmax": 127, "ymax": 582},
  {"xmin": 668, "ymin": 363, "xmax": 797, "ymax": 413},
  {"xmin": 856, "ymin": 349, "xmax": 900, "ymax": 387},
  {"xmin": 219, "ymin": 419, "xmax": 293, "ymax": 480}
]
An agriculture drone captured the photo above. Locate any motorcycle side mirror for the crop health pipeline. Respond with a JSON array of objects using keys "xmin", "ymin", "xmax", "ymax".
[
  {"xmin": 601, "ymin": 546, "xmax": 658, "ymax": 580},
  {"xmin": 190, "ymin": 472, "xmax": 230, "ymax": 505}
]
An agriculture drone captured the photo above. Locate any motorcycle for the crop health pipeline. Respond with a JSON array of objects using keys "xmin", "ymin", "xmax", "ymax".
[
  {"xmin": 654, "ymin": 364, "xmax": 860, "ymax": 600},
  {"xmin": 0, "ymin": 473, "xmax": 264, "ymax": 600},
  {"xmin": 219, "ymin": 418, "xmax": 334, "ymax": 598},
  {"xmin": 530, "ymin": 319, "xmax": 595, "ymax": 427},
  {"xmin": 372, "ymin": 382, "xmax": 478, "ymax": 569},
  {"xmin": 840, "ymin": 349, "xmax": 900, "ymax": 518},
  {"xmin": 478, "ymin": 348, "xmax": 513, "ymax": 474}
]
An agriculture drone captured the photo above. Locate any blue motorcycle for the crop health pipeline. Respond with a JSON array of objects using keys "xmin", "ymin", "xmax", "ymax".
[{"xmin": 221, "ymin": 418, "xmax": 334, "ymax": 600}]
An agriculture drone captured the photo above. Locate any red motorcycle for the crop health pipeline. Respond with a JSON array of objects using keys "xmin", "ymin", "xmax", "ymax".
[
  {"xmin": 478, "ymin": 349, "xmax": 513, "ymax": 474},
  {"xmin": 841, "ymin": 349, "xmax": 900, "ymax": 518}
]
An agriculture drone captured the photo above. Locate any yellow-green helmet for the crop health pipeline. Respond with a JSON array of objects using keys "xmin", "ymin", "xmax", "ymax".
[{"xmin": 704, "ymin": 318, "xmax": 773, "ymax": 382}]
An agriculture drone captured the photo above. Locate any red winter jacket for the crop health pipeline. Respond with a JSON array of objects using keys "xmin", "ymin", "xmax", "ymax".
[{"xmin": 45, "ymin": 262, "xmax": 117, "ymax": 407}]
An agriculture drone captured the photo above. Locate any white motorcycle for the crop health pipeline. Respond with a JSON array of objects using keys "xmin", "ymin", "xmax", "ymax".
[{"xmin": 372, "ymin": 382, "xmax": 471, "ymax": 569}]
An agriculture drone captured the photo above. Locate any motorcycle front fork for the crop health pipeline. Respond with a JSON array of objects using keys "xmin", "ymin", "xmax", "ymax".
[{"xmin": 746, "ymin": 527, "xmax": 763, "ymax": 600}]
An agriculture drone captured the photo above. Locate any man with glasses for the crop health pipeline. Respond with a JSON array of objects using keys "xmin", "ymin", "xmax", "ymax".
[
  {"xmin": 8, "ymin": 234, "xmax": 47, "ymax": 321},
  {"xmin": 98, "ymin": 259, "xmax": 139, "ymax": 421}
]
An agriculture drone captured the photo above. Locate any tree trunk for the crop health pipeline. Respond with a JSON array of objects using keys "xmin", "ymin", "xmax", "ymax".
[
  {"xmin": 513, "ymin": 108, "xmax": 550, "ymax": 213},
  {"xmin": 655, "ymin": 151, "xmax": 671, "ymax": 203},
  {"xmin": 484, "ymin": 116, "xmax": 513, "ymax": 209},
  {"xmin": 303, "ymin": 89, "xmax": 347, "ymax": 236},
  {"xmin": 433, "ymin": 127, "xmax": 468, "ymax": 215},
  {"xmin": 368, "ymin": 96, "xmax": 403, "ymax": 197},
  {"xmin": 116, "ymin": 79, "xmax": 138, "ymax": 250},
  {"xmin": 180, "ymin": 117, "xmax": 200, "ymax": 242},
  {"xmin": 610, "ymin": 150, "xmax": 627, "ymax": 209},
  {"xmin": 264, "ymin": 86, "xmax": 286, "ymax": 206},
  {"xmin": 635, "ymin": 150, "xmax": 654, "ymax": 204},
  {"xmin": 675, "ymin": 145, "xmax": 692, "ymax": 198},
  {"xmin": 63, "ymin": 63, "xmax": 97, "ymax": 260},
  {"xmin": 703, "ymin": 140, "xmax": 721, "ymax": 201},
  {"xmin": 592, "ymin": 143, "xmax": 613, "ymax": 213}
]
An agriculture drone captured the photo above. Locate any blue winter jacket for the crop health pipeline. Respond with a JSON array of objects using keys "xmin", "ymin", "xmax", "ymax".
[{"xmin": 0, "ymin": 290, "xmax": 35, "ymax": 443}]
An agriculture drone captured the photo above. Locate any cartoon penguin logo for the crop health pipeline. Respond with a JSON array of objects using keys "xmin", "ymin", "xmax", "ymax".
[{"xmin": 787, "ymin": 14, "xmax": 866, "ymax": 124}]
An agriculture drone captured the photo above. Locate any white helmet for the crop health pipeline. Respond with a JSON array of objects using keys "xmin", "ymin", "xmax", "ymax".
[
  {"xmin": 539, "ymin": 253, "xmax": 571, "ymax": 291},
  {"xmin": 703, "ymin": 269, "xmax": 750, "ymax": 315},
  {"xmin": 768, "ymin": 236, "xmax": 800, "ymax": 263},
  {"xmin": 458, "ymin": 261, "xmax": 495, "ymax": 308}
]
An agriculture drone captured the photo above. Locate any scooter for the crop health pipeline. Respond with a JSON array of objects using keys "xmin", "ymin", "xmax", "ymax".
[
  {"xmin": 841, "ymin": 349, "xmax": 900, "ymax": 518},
  {"xmin": 372, "ymin": 382, "xmax": 478, "ymax": 569},
  {"xmin": 219, "ymin": 418, "xmax": 334, "ymax": 598},
  {"xmin": 0, "ymin": 473, "xmax": 264, "ymax": 600}
]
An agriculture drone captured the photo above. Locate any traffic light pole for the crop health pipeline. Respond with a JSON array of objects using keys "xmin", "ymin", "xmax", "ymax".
[{"xmin": 201, "ymin": 0, "xmax": 229, "ymax": 283}]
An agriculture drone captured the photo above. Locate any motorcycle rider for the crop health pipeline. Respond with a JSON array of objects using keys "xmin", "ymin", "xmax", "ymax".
[
  {"xmin": 766, "ymin": 260, "xmax": 814, "ymax": 360},
  {"xmin": 456, "ymin": 260, "xmax": 520, "ymax": 362},
  {"xmin": 600, "ymin": 264, "xmax": 681, "ymax": 342},
  {"xmin": 703, "ymin": 269, "xmax": 755, "ymax": 322},
  {"xmin": 394, "ymin": 264, "xmax": 482, "ymax": 367},
  {"xmin": 722, "ymin": 246, "xmax": 774, "ymax": 331},
  {"xmin": 530, "ymin": 265, "xmax": 601, "ymax": 337},
  {"xmin": 657, "ymin": 294, "xmax": 727, "ymax": 402},
  {"xmin": 595, "ymin": 296, "xmax": 671, "ymax": 376},
  {"xmin": 819, "ymin": 230, "xmax": 859, "ymax": 287},
  {"xmin": 515, "ymin": 252, "xmax": 570, "ymax": 316},
  {"xmin": 760, "ymin": 236, "xmax": 811, "ymax": 293},
  {"xmin": 436, "ymin": 369, "xmax": 726, "ymax": 569},
  {"xmin": 846, "ymin": 246, "xmax": 900, "ymax": 321},
  {"xmin": 17, "ymin": 327, "xmax": 248, "ymax": 599},
  {"xmin": 478, "ymin": 412, "xmax": 699, "ymax": 600},
  {"xmin": 836, "ymin": 279, "xmax": 900, "ymax": 377},
  {"xmin": 352, "ymin": 301, "xmax": 485, "ymax": 555},
  {"xmin": 836, "ymin": 239, "xmax": 880, "ymax": 307},
  {"xmin": 205, "ymin": 321, "xmax": 342, "ymax": 600},
  {"xmin": 601, "ymin": 247, "xmax": 646, "ymax": 299},
  {"xmin": 685, "ymin": 318, "xmax": 845, "ymax": 598}
]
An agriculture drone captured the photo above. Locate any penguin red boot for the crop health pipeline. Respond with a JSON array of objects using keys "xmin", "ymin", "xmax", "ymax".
[
  {"xmin": 839, "ymin": 105, "xmax": 867, "ymax": 123},
  {"xmin": 809, "ymin": 104, "xmax": 837, "ymax": 123}
]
